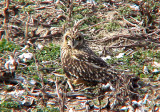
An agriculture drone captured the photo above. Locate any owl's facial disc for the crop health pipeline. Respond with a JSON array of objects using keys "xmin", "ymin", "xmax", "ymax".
[{"xmin": 66, "ymin": 35, "xmax": 83, "ymax": 49}]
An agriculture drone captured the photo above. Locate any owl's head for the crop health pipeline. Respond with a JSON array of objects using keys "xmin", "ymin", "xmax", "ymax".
[{"xmin": 63, "ymin": 29, "xmax": 84, "ymax": 49}]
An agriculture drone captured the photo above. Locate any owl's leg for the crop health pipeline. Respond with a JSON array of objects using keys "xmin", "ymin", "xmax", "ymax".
[
  {"xmin": 67, "ymin": 79, "xmax": 74, "ymax": 91},
  {"xmin": 53, "ymin": 72, "xmax": 74, "ymax": 91}
]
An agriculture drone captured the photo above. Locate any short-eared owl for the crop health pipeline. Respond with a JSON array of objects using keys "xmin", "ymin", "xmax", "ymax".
[{"xmin": 61, "ymin": 29, "xmax": 114, "ymax": 85}]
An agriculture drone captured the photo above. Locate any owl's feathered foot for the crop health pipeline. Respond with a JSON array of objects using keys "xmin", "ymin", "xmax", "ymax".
[
  {"xmin": 67, "ymin": 79, "xmax": 74, "ymax": 91},
  {"xmin": 73, "ymin": 78, "xmax": 88, "ymax": 85},
  {"xmin": 67, "ymin": 78, "xmax": 89, "ymax": 91}
]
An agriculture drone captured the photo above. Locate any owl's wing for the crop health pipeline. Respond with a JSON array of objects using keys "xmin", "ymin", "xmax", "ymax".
[{"xmin": 72, "ymin": 52, "xmax": 109, "ymax": 68}]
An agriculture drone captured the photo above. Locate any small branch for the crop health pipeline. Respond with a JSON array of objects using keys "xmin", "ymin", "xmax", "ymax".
[
  {"xmin": 25, "ymin": 13, "xmax": 30, "ymax": 42},
  {"xmin": 93, "ymin": 33, "xmax": 160, "ymax": 44},
  {"xmin": 55, "ymin": 77, "xmax": 65, "ymax": 112},
  {"xmin": 129, "ymin": 16, "xmax": 142, "ymax": 25},
  {"xmin": 3, "ymin": 0, "xmax": 10, "ymax": 41},
  {"xmin": 73, "ymin": 18, "xmax": 88, "ymax": 31},
  {"xmin": 122, "ymin": 17, "xmax": 140, "ymax": 28},
  {"xmin": 55, "ymin": 77, "xmax": 62, "ymax": 99},
  {"xmin": 106, "ymin": 43, "xmax": 148, "ymax": 48},
  {"xmin": 68, "ymin": 0, "xmax": 73, "ymax": 22},
  {"xmin": 80, "ymin": 20, "xmax": 110, "ymax": 32},
  {"xmin": 6, "ymin": 0, "xmax": 9, "ymax": 8}
]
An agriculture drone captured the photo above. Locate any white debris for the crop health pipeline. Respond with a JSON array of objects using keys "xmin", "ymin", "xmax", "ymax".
[
  {"xmin": 106, "ymin": 56, "xmax": 112, "ymax": 59},
  {"xmin": 15, "ymin": 76, "xmax": 25, "ymax": 82},
  {"xmin": 101, "ymin": 56, "xmax": 112, "ymax": 60},
  {"xmin": 102, "ymin": 83, "xmax": 115, "ymax": 91},
  {"xmin": 103, "ymin": 3, "xmax": 110, "ymax": 8},
  {"xmin": 142, "ymin": 94, "xmax": 149, "ymax": 105},
  {"xmin": 69, "ymin": 107, "xmax": 75, "ymax": 112},
  {"xmin": 37, "ymin": 44, "xmax": 44, "ymax": 50},
  {"xmin": 109, "ymin": 84, "xmax": 115, "ymax": 91},
  {"xmin": 29, "ymin": 80, "xmax": 37, "ymax": 85},
  {"xmin": 47, "ymin": 101, "xmax": 56, "ymax": 105},
  {"xmin": 120, "ymin": 105, "xmax": 134, "ymax": 112},
  {"xmin": 4, "ymin": 55, "xmax": 18, "ymax": 70},
  {"xmin": 152, "ymin": 61, "xmax": 160, "ymax": 68},
  {"xmin": 129, "ymin": 4, "xmax": 139, "ymax": 11},
  {"xmin": 120, "ymin": 106, "xmax": 129, "ymax": 111},
  {"xmin": 152, "ymin": 69, "xmax": 159, "ymax": 73},
  {"xmin": 87, "ymin": 0, "xmax": 96, "ymax": 5},
  {"xmin": 19, "ymin": 53, "xmax": 33, "ymax": 62},
  {"xmin": 132, "ymin": 100, "xmax": 141, "ymax": 106},
  {"xmin": 21, "ymin": 96, "xmax": 35, "ymax": 106},
  {"xmin": 143, "ymin": 66, "xmax": 149, "ymax": 74},
  {"xmin": 7, "ymin": 90, "xmax": 25, "ymax": 97},
  {"xmin": 116, "ymin": 53, "xmax": 125, "ymax": 58},
  {"xmin": 21, "ymin": 45, "xmax": 30, "ymax": 51}
]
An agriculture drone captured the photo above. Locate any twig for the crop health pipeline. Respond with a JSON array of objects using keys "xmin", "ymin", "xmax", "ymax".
[
  {"xmin": 80, "ymin": 20, "xmax": 110, "ymax": 32},
  {"xmin": 122, "ymin": 17, "xmax": 140, "ymax": 28},
  {"xmin": 55, "ymin": 77, "xmax": 66, "ymax": 112},
  {"xmin": 106, "ymin": 43, "xmax": 148, "ymax": 48},
  {"xmin": 73, "ymin": 18, "xmax": 88, "ymax": 31},
  {"xmin": 25, "ymin": 13, "xmax": 30, "ymax": 42},
  {"xmin": 129, "ymin": 16, "xmax": 142, "ymax": 25},
  {"xmin": 68, "ymin": 0, "xmax": 73, "ymax": 22},
  {"xmin": 55, "ymin": 77, "xmax": 62, "ymax": 99},
  {"xmin": 3, "ymin": 0, "xmax": 10, "ymax": 41},
  {"xmin": 91, "ymin": 33, "xmax": 160, "ymax": 44},
  {"xmin": 6, "ymin": 0, "xmax": 9, "ymax": 8}
]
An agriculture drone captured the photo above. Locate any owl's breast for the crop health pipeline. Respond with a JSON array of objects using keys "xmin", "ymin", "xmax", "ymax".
[
  {"xmin": 61, "ymin": 51, "xmax": 80, "ymax": 78},
  {"xmin": 60, "ymin": 47, "xmax": 110, "ymax": 82}
]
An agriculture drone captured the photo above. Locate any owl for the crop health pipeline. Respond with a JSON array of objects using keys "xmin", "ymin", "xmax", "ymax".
[{"xmin": 61, "ymin": 29, "xmax": 115, "ymax": 85}]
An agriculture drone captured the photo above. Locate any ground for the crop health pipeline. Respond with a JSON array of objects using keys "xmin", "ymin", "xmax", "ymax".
[{"xmin": 0, "ymin": 0, "xmax": 160, "ymax": 111}]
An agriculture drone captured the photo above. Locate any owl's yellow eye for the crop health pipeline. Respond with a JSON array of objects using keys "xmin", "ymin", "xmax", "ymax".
[
  {"xmin": 76, "ymin": 36, "xmax": 81, "ymax": 41},
  {"xmin": 66, "ymin": 35, "xmax": 70, "ymax": 40}
]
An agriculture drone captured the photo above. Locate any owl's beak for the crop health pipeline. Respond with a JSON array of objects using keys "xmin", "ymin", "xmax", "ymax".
[{"xmin": 71, "ymin": 39, "xmax": 77, "ymax": 49}]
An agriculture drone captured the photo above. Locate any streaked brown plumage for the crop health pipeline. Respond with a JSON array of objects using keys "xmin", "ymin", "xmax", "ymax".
[{"xmin": 61, "ymin": 29, "xmax": 115, "ymax": 85}]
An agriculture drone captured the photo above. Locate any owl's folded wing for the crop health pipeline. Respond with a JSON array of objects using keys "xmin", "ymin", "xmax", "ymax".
[{"xmin": 72, "ymin": 53, "xmax": 109, "ymax": 68}]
